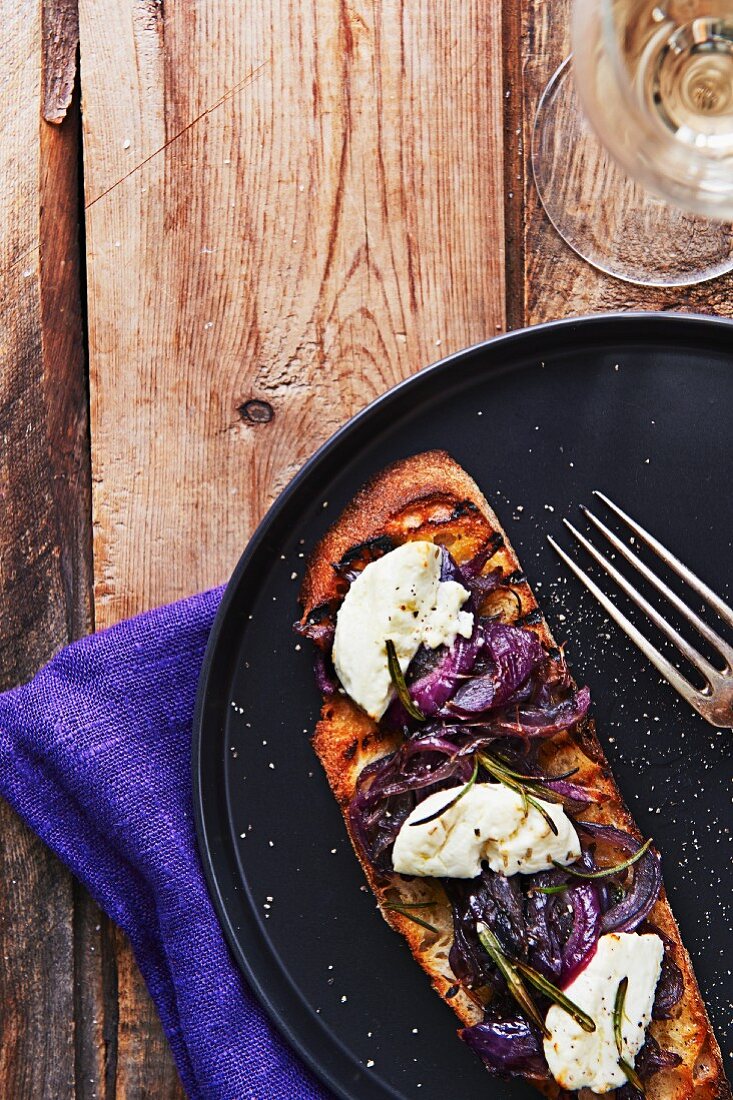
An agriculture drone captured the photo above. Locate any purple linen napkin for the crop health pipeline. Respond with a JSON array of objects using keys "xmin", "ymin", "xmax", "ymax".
[{"xmin": 0, "ymin": 588, "xmax": 330, "ymax": 1100}]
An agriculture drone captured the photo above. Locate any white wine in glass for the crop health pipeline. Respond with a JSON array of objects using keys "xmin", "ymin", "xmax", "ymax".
[{"xmin": 532, "ymin": 0, "xmax": 733, "ymax": 286}]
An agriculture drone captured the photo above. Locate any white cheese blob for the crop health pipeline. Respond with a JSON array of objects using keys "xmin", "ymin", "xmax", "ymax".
[
  {"xmin": 543, "ymin": 932, "xmax": 664, "ymax": 1093},
  {"xmin": 391, "ymin": 783, "xmax": 581, "ymax": 879},
  {"xmin": 332, "ymin": 541, "xmax": 473, "ymax": 719},
  {"xmin": 490, "ymin": 795, "xmax": 581, "ymax": 876}
]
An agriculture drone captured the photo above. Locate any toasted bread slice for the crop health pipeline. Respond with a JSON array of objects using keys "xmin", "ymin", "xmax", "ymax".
[{"xmin": 298, "ymin": 451, "xmax": 730, "ymax": 1100}]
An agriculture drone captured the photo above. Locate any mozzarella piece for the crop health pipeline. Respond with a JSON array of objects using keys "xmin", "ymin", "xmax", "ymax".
[
  {"xmin": 391, "ymin": 783, "xmax": 581, "ymax": 879},
  {"xmin": 332, "ymin": 541, "xmax": 473, "ymax": 719},
  {"xmin": 487, "ymin": 796, "xmax": 581, "ymax": 876},
  {"xmin": 392, "ymin": 784, "xmax": 524, "ymax": 878},
  {"xmin": 543, "ymin": 932, "xmax": 664, "ymax": 1093}
]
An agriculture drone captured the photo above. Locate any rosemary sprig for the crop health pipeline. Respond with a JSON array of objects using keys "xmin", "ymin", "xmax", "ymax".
[
  {"xmin": 386, "ymin": 639, "xmax": 425, "ymax": 721},
  {"xmin": 525, "ymin": 794, "xmax": 559, "ymax": 837},
  {"xmin": 532, "ymin": 883, "xmax": 570, "ymax": 895},
  {"xmin": 477, "ymin": 925, "xmax": 550, "ymax": 1039},
  {"xmin": 607, "ymin": 981, "xmax": 642, "ymax": 1091},
  {"xmin": 553, "ymin": 838, "xmax": 652, "ymax": 879},
  {"xmin": 410, "ymin": 758, "xmax": 479, "ymax": 827},
  {"xmin": 618, "ymin": 1058, "xmax": 645, "ymax": 1094},
  {"xmin": 477, "ymin": 926, "xmax": 596, "ymax": 1039},
  {"xmin": 384, "ymin": 901, "xmax": 436, "ymax": 909},
  {"xmin": 478, "ymin": 753, "xmax": 559, "ymax": 836},
  {"xmin": 513, "ymin": 959, "xmax": 596, "ymax": 1034},
  {"xmin": 384, "ymin": 903, "xmax": 439, "ymax": 934},
  {"xmin": 614, "ymin": 976, "xmax": 645, "ymax": 1093},
  {"xmin": 613, "ymin": 976, "xmax": 628, "ymax": 1057},
  {"xmin": 490, "ymin": 756, "xmax": 580, "ymax": 785}
]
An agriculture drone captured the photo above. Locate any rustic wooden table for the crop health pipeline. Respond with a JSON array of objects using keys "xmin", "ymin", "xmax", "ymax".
[{"xmin": 2, "ymin": 1, "xmax": 731, "ymax": 1096}]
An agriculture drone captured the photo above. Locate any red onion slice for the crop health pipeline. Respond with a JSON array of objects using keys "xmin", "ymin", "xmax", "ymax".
[
  {"xmin": 577, "ymin": 821, "xmax": 662, "ymax": 933},
  {"xmin": 560, "ymin": 882, "xmax": 602, "ymax": 984},
  {"xmin": 445, "ymin": 623, "xmax": 546, "ymax": 717},
  {"xmin": 460, "ymin": 1015, "xmax": 548, "ymax": 1080}
]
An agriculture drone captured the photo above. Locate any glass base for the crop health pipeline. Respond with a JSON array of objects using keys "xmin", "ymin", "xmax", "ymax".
[{"xmin": 531, "ymin": 57, "xmax": 733, "ymax": 288}]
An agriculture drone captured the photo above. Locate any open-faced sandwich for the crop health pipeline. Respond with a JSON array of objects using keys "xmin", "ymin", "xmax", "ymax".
[{"xmin": 295, "ymin": 451, "xmax": 730, "ymax": 1099}]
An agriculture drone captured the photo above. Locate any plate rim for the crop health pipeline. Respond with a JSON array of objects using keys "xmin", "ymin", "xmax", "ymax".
[{"xmin": 192, "ymin": 309, "xmax": 733, "ymax": 1100}]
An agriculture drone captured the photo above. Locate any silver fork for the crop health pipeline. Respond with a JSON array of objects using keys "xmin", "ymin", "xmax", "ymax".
[{"xmin": 548, "ymin": 492, "xmax": 733, "ymax": 728}]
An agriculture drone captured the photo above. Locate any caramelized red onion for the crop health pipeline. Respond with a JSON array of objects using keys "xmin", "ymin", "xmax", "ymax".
[
  {"xmin": 294, "ymin": 601, "xmax": 337, "ymax": 648},
  {"xmin": 484, "ymin": 686, "xmax": 591, "ymax": 738},
  {"xmin": 407, "ymin": 627, "xmax": 483, "ymax": 716},
  {"xmin": 522, "ymin": 852, "xmax": 604, "ymax": 986},
  {"xmin": 460, "ymin": 1014, "xmax": 548, "ymax": 1080},
  {"xmin": 647, "ymin": 926, "xmax": 684, "ymax": 1019},
  {"xmin": 387, "ymin": 625, "xmax": 588, "ymax": 735},
  {"xmin": 391, "ymin": 548, "xmax": 485, "ymax": 718},
  {"xmin": 539, "ymin": 776, "xmax": 597, "ymax": 810},
  {"xmin": 348, "ymin": 726, "xmax": 608, "ymax": 874},
  {"xmin": 577, "ymin": 822, "xmax": 662, "ymax": 933},
  {"xmin": 466, "ymin": 567, "xmax": 508, "ymax": 601},
  {"xmin": 446, "ymin": 871, "xmax": 526, "ymax": 987},
  {"xmin": 313, "ymin": 649, "xmax": 338, "ymax": 696},
  {"xmin": 653, "ymin": 950, "xmax": 684, "ymax": 1019},
  {"xmin": 524, "ymin": 880, "xmax": 564, "ymax": 981},
  {"xmin": 463, "ymin": 1014, "xmax": 681, "ymax": 1087},
  {"xmin": 460, "ymin": 534, "xmax": 505, "ymax": 579},
  {"xmin": 445, "ymin": 861, "xmax": 603, "ymax": 998},
  {"xmin": 445, "ymin": 624, "xmax": 546, "ymax": 716},
  {"xmin": 560, "ymin": 880, "xmax": 602, "ymax": 984},
  {"xmin": 616, "ymin": 1035, "xmax": 682, "ymax": 1098}
]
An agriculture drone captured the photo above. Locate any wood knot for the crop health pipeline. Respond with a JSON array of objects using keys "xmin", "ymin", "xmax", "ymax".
[{"xmin": 238, "ymin": 399, "xmax": 274, "ymax": 424}]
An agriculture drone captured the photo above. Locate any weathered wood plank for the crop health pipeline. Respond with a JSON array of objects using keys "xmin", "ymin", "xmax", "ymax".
[
  {"xmin": 42, "ymin": 0, "xmax": 79, "ymax": 124},
  {"xmin": 73, "ymin": 886, "xmax": 115, "ymax": 1100},
  {"xmin": 518, "ymin": 0, "xmax": 733, "ymax": 323},
  {"xmin": 0, "ymin": 1, "xmax": 91, "ymax": 1096},
  {"xmin": 79, "ymin": 0, "xmax": 507, "ymax": 625},
  {"xmin": 111, "ymin": 925, "xmax": 184, "ymax": 1100},
  {"xmin": 41, "ymin": 80, "xmax": 114, "ymax": 1100},
  {"xmin": 0, "ymin": 802, "xmax": 74, "ymax": 1098},
  {"xmin": 502, "ymin": 0, "xmax": 526, "ymax": 331}
]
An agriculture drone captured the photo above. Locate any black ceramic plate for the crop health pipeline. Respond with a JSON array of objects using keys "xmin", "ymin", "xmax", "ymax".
[{"xmin": 193, "ymin": 313, "xmax": 733, "ymax": 1100}]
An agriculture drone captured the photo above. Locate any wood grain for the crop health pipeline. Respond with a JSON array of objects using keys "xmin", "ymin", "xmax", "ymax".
[
  {"xmin": 73, "ymin": 886, "xmax": 117, "ymax": 1100},
  {"xmin": 110, "ymin": 924, "xmax": 183, "ymax": 1100},
  {"xmin": 79, "ymin": 0, "xmax": 507, "ymax": 626},
  {"xmin": 0, "ymin": 0, "xmax": 90, "ymax": 1095},
  {"xmin": 42, "ymin": 0, "xmax": 79, "ymax": 123}
]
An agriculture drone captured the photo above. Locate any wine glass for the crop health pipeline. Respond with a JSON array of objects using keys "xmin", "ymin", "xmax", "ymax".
[{"xmin": 532, "ymin": 0, "xmax": 733, "ymax": 286}]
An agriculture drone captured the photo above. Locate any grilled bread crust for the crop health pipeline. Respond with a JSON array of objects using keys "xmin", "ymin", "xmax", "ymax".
[{"xmin": 298, "ymin": 451, "xmax": 730, "ymax": 1100}]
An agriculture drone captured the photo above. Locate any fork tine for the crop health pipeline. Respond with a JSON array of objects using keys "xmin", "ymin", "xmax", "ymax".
[
  {"xmin": 593, "ymin": 491, "xmax": 733, "ymax": 631},
  {"xmin": 547, "ymin": 536, "xmax": 703, "ymax": 710},
  {"xmin": 581, "ymin": 506, "xmax": 733, "ymax": 668},
  {"xmin": 562, "ymin": 519, "xmax": 719, "ymax": 684}
]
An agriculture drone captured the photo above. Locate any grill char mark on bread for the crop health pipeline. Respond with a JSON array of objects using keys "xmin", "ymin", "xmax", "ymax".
[{"xmin": 298, "ymin": 451, "xmax": 730, "ymax": 1100}]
